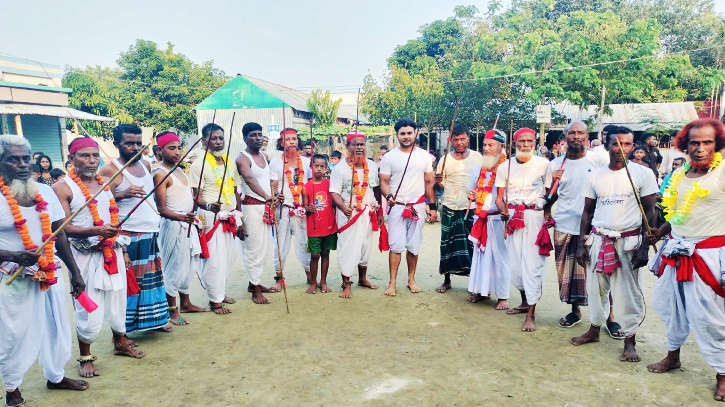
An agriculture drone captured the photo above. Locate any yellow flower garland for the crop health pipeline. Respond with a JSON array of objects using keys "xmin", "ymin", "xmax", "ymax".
[
  {"xmin": 206, "ymin": 153, "xmax": 235, "ymax": 205},
  {"xmin": 662, "ymin": 152, "xmax": 722, "ymax": 225}
]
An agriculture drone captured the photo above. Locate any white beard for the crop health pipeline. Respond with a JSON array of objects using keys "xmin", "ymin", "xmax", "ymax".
[
  {"xmin": 211, "ymin": 149, "xmax": 225, "ymax": 158},
  {"xmin": 9, "ymin": 178, "xmax": 38, "ymax": 202},
  {"xmin": 482, "ymin": 153, "xmax": 502, "ymax": 170},
  {"xmin": 515, "ymin": 148, "xmax": 533, "ymax": 160}
]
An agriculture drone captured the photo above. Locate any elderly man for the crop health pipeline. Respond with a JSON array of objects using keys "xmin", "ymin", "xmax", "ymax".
[
  {"xmin": 0, "ymin": 134, "xmax": 89, "ymax": 407},
  {"xmin": 434, "ymin": 124, "xmax": 483, "ymax": 293},
  {"xmin": 646, "ymin": 118, "xmax": 725, "ymax": 401},
  {"xmin": 570, "ymin": 126, "xmax": 657, "ymax": 363},
  {"xmin": 495, "ymin": 128, "xmax": 552, "ymax": 332},
  {"xmin": 467, "ymin": 130, "xmax": 509, "ymax": 308}
]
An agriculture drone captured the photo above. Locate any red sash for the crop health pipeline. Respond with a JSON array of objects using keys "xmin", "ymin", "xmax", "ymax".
[
  {"xmin": 398, "ymin": 196, "xmax": 426, "ymax": 220},
  {"xmin": 657, "ymin": 235, "xmax": 725, "ymax": 297},
  {"xmin": 199, "ymin": 217, "xmax": 238, "ymax": 259},
  {"xmin": 468, "ymin": 211, "xmax": 500, "ymax": 251},
  {"xmin": 535, "ymin": 220, "xmax": 556, "ymax": 256},
  {"xmin": 506, "ymin": 204, "xmax": 536, "ymax": 235}
]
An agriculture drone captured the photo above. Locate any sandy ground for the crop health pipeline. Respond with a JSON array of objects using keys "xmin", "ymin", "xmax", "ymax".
[{"xmin": 17, "ymin": 222, "xmax": 722, "ymax": 406}]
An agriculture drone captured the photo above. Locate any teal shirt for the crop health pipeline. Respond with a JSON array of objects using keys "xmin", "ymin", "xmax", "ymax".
[{"xmin": 659, "ymin": 173, "xmax": 672, "ymax": 195}]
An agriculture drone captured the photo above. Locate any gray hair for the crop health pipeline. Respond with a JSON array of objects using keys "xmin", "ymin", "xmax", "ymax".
[{"xmin": 0, "ymin": 134, "xmax": 32, "ymax": 158}]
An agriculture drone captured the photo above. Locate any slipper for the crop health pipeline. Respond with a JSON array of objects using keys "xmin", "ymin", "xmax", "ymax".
[
  {"xmin": 606, "ymin": 321, "xmax": 625, "ymax": 340},
  {"xmin": 558, "ymin": 312, "xmax": 581, "ymax": 328},
  {"xmin": 506, "ymin": 306, "xmax": 529, "ymax": 315}
]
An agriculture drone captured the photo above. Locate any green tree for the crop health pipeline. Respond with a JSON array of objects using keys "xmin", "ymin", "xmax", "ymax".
[{"xmin": 306, "ymin": 90, "xmax": 343, "ymax": 126}]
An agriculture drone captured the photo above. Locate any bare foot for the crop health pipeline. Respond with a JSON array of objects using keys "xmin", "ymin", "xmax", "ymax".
[
  {"xmin": 155, "ymin": 325, "xmax": 173, "ymax": 333},
  {"xmin": 358, "ymin": 279, "xmax": 378, "ymax": 290},
  {"xmin": 122, "ymin": 336, "xmax": 138, "ymax": 348},
  {"xmin": 467, "ymin": 293, "xmax": 485, "ymax": 303},
  {"xmin": 209, "ymin": 302, "xmax": 232, "ymax": 314},
  {"xmin": 46, "ymin": 377, "xmax": 89, "ymax": 391},
  {"xmin": 620, "ymin": 337, "xmax": 640, "ymax": 362},
  {"xmin": 495, "ymin": 299, "xmax": 509, "ymax": 310},
  {"xmin": 435, "ymin": 283, "xmax": 451, "ymax": 293},
  {"xmin": 305, "ymin": 270, "xmax": 312, "ymax": 285},
  {"xmin": 252, "ymin": 291, "xmax": 270, "ymax": 304},
  {"xmin": 570, "ymin": 327, "xmax": 600, "ymax": 346},
  {"xmin": 169, "ymin": 309, "xmax": 188, "ymax": 326},
  {"xmin": 407, "ymin": 281, "xmax": 422, "ymax": 293},
  {"xmin": 180, "ymin": 303, "xmax": 207, "ymax": 313},
  {"xmin": 223, "ymin": 296, "xmax": 236, "ymax": 304},
  {"xmin": 647, "ymin": 353, "xmax": 681, "ymax": 373},
  {"xmin": 340, "ymin": 285, "xmax": 353, "ymax": 299},
  {"xmin": 113, "ymin": 343, "xmax": 146, "ymax": 358},
  {"xmin": 522, "ymin": 314, "xmax": 536, "ymax": 332},
  {"xmin": 78, "ymin": 360, "xmax": 100, "ymax": 378},
  {"xmin": 384, "ymin": 283, "xmax": 396, "ymax": 297},
  {"xmin": 306, "ymin": 282, "xmax": 318, "ymax": 294},
  {"xmin": 716, "ymin": 374, "xmax": 725, "ymax": 401},
  {"xmin": 5, "ymin": 389, "xmax": 23, "ymax": 407},
  {"xmin": 320, "ymin": 282, "xmax": 332, "ymax": 293},
  {"xmin": 271, "ymin": 279, "xmax": 283, "ymax": 292}
]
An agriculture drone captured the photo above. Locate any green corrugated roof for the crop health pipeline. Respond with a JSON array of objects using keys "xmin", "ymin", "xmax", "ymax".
[
  {"xmin": 0, "ymin": 81, "xmax": 72, "ymax": 93},
  {"xmin": 195, "ymin": 75, "xmax": 284, "ymax": 110}
]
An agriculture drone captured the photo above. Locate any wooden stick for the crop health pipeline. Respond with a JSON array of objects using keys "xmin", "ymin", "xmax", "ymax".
[
  {"xmin": 5, "ymin": 142, "xmax": 152, "ymax": 286},
  {"xmin": 547, "ymin": 157, "xmax": 567, "ymax": 199},
  {"xmin": 504, "ymin": 120, "xmax": 513, "ymax": 240},
  {"xmin": 438, "ymin": 83, "xmax": 464, "ymax": 175},
  {"xmin": 213, "ymin": 112, "xmax": 237, "ymax": 223},
  {"xmin": 188, "ymin": 110, "xmax": 217, "ymax": 237},
  {"xmin": 270, "ymin": 181, "xmax": 290, "ymax": 314},
  {"xmin": 348, "ymin": 89, "xmax": 361, "ymax": 217},
  {"xmin": 615, "ymin": 137, "xmax": 657, "ymax": 252}
]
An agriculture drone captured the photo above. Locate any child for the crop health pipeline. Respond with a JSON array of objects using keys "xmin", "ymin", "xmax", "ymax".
[
  {"xmin": 302, "ymin": 154, "xmax": 338, "ymax": 294},
  {"xmin": 50, "ymin": 168, "xmax": 66, "ymax": 183}
]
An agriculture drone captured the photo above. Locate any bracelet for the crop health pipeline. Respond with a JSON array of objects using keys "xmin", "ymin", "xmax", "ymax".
[
  {"xmin": 204, "ymin": 202, "xmax": 212, "ymax": 211},
  {"xmin": 429, "ymin": 203, "xmax": 438, "ymax": 211},
  {"xmin": 386, "ymin": 193, "xmax": 393, "ymax": 200}
]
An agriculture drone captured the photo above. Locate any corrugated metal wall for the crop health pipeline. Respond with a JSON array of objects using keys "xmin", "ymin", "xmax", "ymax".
[{"xmin": 21, "ymin": 114, "xmax": 64, "ymax": 165}]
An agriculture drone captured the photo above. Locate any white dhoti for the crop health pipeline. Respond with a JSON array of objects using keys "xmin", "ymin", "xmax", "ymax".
[
  {"xmin": 0, "ymin": 273, "xmax": 70, "ymax": 391},
  {"xmin": 468, "ymin": 216, "xmax": 510, "ymax": 299},
  {"xmin": 198, "ymin": 209, "xmax": 239, "ymax": 303},
  {"xmin": 271, "ymin": 208, "xmax": 310, "ymax": 273},
  {"xmin": 507, "ymin": 210, "xmax": 547, "ymax": 304},
  {"xmin": 241, "ymin": 205, "xmax": 272, "ymax": 285},
  {"xmin": 387, "ymin": 202, "xmax": 426, "ymax": 255},
  {"xmin": 337, "ymin": 206, "xmax": 375, "ymax": 278},
  {"xmin": 71, "ymin": 245, "xmax": 127, "ymax": 344},
  {"xmin": 159, "ymin": 219, "xmax": 201, "ymax": 297},
  {"xmin": 585, "ymin": 232, "xmax": 645, "ymax": 337},
  {"xmin": 650, "ymin": 233, "xmax": 725, "ymax": 374}
]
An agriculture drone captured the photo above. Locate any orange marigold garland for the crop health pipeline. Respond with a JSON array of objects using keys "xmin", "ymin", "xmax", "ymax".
[
  {"xmin": 474, "ymin": 154, "xmax": 507, "ymax": 217},
  {"xmin": 284, "ymin": 154, "xmax": 305, "ymax": 205},
  {"xmin": 349, "ymin": 159, "xmax": 369, "ymax": 210},
  {"xmin": 69, "ymin": 169, "xmax": 119, "ymax": 273},
  {"xmin": 0, "ymin": 176, "xmax": 57, "ymax": 290}
]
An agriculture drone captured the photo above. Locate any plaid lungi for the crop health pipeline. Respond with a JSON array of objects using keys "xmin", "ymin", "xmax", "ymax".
[
  {"xmin": 439, "ymin": 206, "xmax": 474, "ymax": 276},
  {"xmin": 122, "ymin": 231, "xmax": 169, "ymax": 333},
  {"xmin": 554, "ymin": 231, "xmax": 587, "ymax": 306}
]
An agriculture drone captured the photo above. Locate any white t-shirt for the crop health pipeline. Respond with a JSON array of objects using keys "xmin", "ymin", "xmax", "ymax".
[
  {"xmin": 670, "ymin": 162, "xmax": 725, "ymax": 239},
  {"xmin": 547, "ymin": 152, "xmax": 609, "ymax": 235},
  {"xmin": 379, "ymin": 147, "xmax": 433, "ymax": 204},
  {"xmin": 494, "ymin": 155, "xmax": 551, "ymax": 208},
  {"xmin": 437, "ymin": 150, "xmax": 483, "ymax": 210},
  {"xmin": 269, "ymin": 155, "xmax": 311, "ymax": 206},
  {"xmin": 584, "ymin": 163, "xmax": 659, "ymax": 231},
  {"xmin": 330, "ymin": 159, "xmax": 379, "ymax": 207}
]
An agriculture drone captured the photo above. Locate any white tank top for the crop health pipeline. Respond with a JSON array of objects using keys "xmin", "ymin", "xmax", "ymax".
[
  {"xmin": 239, "ymin": 151, "xmax": 271, "ymax": 201},
  {"xmin": 157, "ymin": 167, "xmax": 194, "ymax": 214},
  {"xmin": 113, "ymin": 159, "xmax": 160, "ymax": 233},
  {"xmin": 63, "ymin": 175, "xmax": 114, "ymax": 232}
]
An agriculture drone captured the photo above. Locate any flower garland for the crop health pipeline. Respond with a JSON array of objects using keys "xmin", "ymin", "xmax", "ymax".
[
  {"xmin": 69, "ymin": 169, "xmax": 119, "ymax": 267},
  {"xmin": 284, "ymin": 154, "xmax": 304, "ymax": 205},
  {"xmin": 350, "ymin": 159, "xmax": 370, "ymax": 210},
  {"xmin": 0, "ymin": 177, "xmax": 57, "ymax": 290},
  {"xmin": 662, "ymin": 152, "xmax": 722, "ymax": 225},
  {"xmin": 206, "ymin": 153, "xmax": 235, "ymax": 205},
  {"xmin": 474, "ymin": 154, "xmax": 507, "ymax": 217}
]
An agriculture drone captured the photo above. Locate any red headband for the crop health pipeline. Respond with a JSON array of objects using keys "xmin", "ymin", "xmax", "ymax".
[
  {"xmin": 513, "ymin": 128, "xmax": 536, "ymax": 142},
  {"xmin": 281, "ymin": 129, "xmax": 298, "ymax": 138},
  {"xmin": 69, "ymin": 138, "xmax": 99, "ymax": 155},
  {"xmin": 346, "ymin": 130, "xmax": 366, "ymax": 144},
  {"xmin": 157, "ymin": 133, "xmax": 180, "ymax": 148}
]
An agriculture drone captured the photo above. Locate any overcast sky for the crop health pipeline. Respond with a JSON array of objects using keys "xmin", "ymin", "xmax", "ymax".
[{"xmin": 3, "ymin": 0, "xmax": 724, "ymax": 94}]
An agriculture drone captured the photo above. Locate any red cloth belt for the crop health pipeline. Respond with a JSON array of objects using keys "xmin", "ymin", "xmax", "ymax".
[
  {"xmin": 592, "ymin": 227, "xmax": 641, "ymax": 276},
  {"xmin": 657, "ymin": 235, "xmax": 725, "ymax": 297},
  {"xmin": 506, "ymin": 204, "xmax": 536, "ymax": 235},
  {"xmin": 468, "ymin": 211, "xmax": 500, "ymax": 251},
  {"xmin": 199, "ymin": 216, "xmax": 238, "ymax": 259},
  {"xmin": 535, "ymin": 219, "xmax": 556, "ymax": 256},
  {"xmin": 397, "ymin": 196, "xmax": 426, "ymax": 220},
  {"xmin": 337, "ymin": 206, "xmax": 388, "ymax": 252},
  {"xmin": 337, "ymin": 206, "xmax": 367, "ymax": 234},
  {"xmin": 241, "ymin": 196, "xmax": 274, "ymax": 225}
]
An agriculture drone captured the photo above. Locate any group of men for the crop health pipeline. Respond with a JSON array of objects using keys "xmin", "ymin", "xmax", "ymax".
[{"xmin": 0, "ymin": 115, "xmax": 724, "ymax": 404}]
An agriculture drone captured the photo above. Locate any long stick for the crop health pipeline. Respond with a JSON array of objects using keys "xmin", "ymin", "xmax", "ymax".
[
  {"xmin": 270, "ymin": 181, "xmax": 290, "ymax": 314},
  {"xmin": 615, "ymin": 137, "xmax": 657, "ymax": 252},
  {"xmin": 438, "ymin": 83, "xmax": 464, "ymax": 175},
  {"xmin": 188, "ymin": 110, "xmax": 217, "ymax": 237},
  {"xmin": 213, "ymin": 112, "xmax": 237, "ymax": 223},
  {"xmin": 492, "ymin": 114, "xmax": 500, "ymax": 130},
  {"xmin": 348, "ymin": 89, "xmax": 361, "ymax": 217},
  {"xmin": 504, "ymin": 120, "xmax": 513, "ymax": 240},
  {"xmin": 5, "ymin": 142, "xmax": 152, "ymax": 286},
  {"xmin": 547, "ymin": 157, "xmax": 567, "ymax": 199}
]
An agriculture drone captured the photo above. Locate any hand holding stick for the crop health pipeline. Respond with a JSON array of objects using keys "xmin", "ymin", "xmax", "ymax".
[
  {"xmin": 188, "ymin": 110, "xmax": 217, "ymax": 237},
  {"xmin": 270, "ymin": 181, "xmax": 290, "ymax": 314},
  {"xmin": 503, "ymin": 121, "xmax": 513, "ymax": 240},
  {"xmin": 213, "ymin": 112, "xmax": 237, "ymax": 223}
]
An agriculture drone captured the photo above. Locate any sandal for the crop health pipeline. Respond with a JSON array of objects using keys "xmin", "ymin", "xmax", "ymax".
[
  {"xmin": 208, "ymin": 302, "xmax": 229, "ymax": 314},
  {"xmin": 606, "ymin": 321, "xmax": 625, "ymax": 340},
  {"xmin": 558, "ymin": 312, "xmax": 582, "ymax": 328}
]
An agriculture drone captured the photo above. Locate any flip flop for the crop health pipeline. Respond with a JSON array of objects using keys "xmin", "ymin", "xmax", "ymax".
[
  {"xmin": 606, "ymin": 321, "xmax": 626, "ymax": 340},
  {"xmin": 506, "ymin": 306, "xmax": 529, "ymax": 315},
  {"xmin": 558, "ymin": 312, "xmax": 581, "ymax": 328}
]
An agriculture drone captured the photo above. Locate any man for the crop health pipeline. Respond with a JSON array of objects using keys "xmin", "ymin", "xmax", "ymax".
[
  {"xmin": 659, "ymin": 157, "xmax": 686, "ymax": 195},
  {"xmin": 98, "ymin": 124, "xmax": 171, "ymax": 332},
  {"xmin": 153, "ymin": 132, "xmax": 206, "ymax": 324},
  {"xmin": 379, "ymin": 118, "xmax": 437, "ymax": 296},
  {"xmin": 569, "ymin": 126, "xmax": 657, "ymax": 363},
  {"xmin": 32, "ymin": 151, "xmax": 43, "ymax": 161},
  {"xmin": 331, "ymin": 130, "xmax": 381, "ymax": 298},
  {"xmin": 495, "ymin": 128, "xmax": 551, "ymax": 332},
  {"xmin": 189, "ymin": 123, "xmax": 244, "ymax": 314},
  {"xmin": 303, "ymin": 141, "xmax": 314, "ymax": 158},
  {"xmin": 236, "ymin": 122, "xmax": 276, "ymax": 304},
  {"xmin": 659, "ymin": 133, "xmax": 687, "ymax": 178},
  {"xmin": 640, "ymin": 134, "xmax": 663, "ymax": 178},
  {"xmin": 646, "ymin": 118, "xmax": 725, "ymax": 401},
  {"xmin": 466, "ymin": 130, "xmax": 509, "ymax": 309},
  {"xmin": 0, "ymin": 134, "xmax": 89, "ymax": 407},
  {"xmin": 434, "ymin": 124, "xmax": 483, "ymax": 293},
  {"xmin": 545, "ymin": 122, "xmax": 621, "ymax": 335},
  {"xmin": 269, "ymin": 128, "xmax": 311, "ymax": 290}
]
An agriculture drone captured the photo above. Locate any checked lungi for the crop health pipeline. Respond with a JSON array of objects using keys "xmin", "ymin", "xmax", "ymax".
[
  {"xmin": 554, "ymin": 231, "xmax": 587, "ymax": 306},
  {"xmin": 122, "ymin": 231, "xmax": 169, "ymax": 333},
  {"xmin": 439, "ymin": 206, "xmax": 475, "ymax": 276}
]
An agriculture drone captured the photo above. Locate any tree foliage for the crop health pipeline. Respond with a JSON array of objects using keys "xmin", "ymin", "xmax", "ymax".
[{"xmin": 306, "ymin": 90, "xmax": 343, "ymax": 126}]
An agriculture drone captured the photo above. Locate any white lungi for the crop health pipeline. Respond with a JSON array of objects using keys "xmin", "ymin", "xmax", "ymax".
[
  {"xmin": 271, "ymin": 208, "xmax": 310, "ymax": 273},
  {"xmin": 387, "ymin": 202, "xmax": 426, "ymax": 255},
  {"xmin": 507, "ymin": 209, "xmax": 547, "ymax": 304},
  {"xmin": 198, "ymin": 209, "xmax": 238, "ymax": 303},
  {"xmin": 241, "ymin": 205, "xmax": 272, "ymax": 285},
  {"xmin": 72, "ymin": 245, "xmax": 127, "ymax": 343},
  {"xmin": 586, "ymin": 233, "xmax": 645, "ymax": 337},
  {"xmin": 650, "ymin": 233, "xmax": 725, "ymax": 374},
  {"xmin": 468, "ymin": 216, "xmax": 510, "ymax": 299},
  {"xmin": 0, "ymin": 273, "xmax": 70, "ymax": 391},
  {"xmin": 337, "ymin": 206, "xmax": 375, "ymax": 277},
  {"xmin": 159, "ymin": 218, "xmax": 201, "ymax": 297}
]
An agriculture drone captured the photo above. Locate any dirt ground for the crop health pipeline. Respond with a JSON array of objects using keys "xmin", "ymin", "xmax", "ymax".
[{"xmin": 19, "ymin": 223, "xmax": 721, "ymax": 406}]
